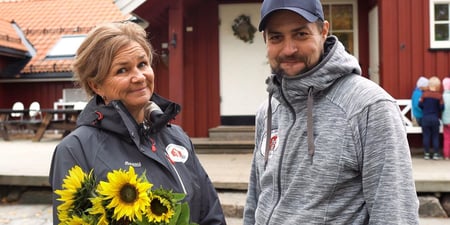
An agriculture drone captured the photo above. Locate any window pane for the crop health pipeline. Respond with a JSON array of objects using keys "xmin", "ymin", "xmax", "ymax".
[
  {"xmin": 331, "ymin": 4, "xmax": 353, "ymax": 30},
  {"xmin": 334, "ymin": 32, "xmax": 354, "ymax": 54},
  {"xmin": 323, "ymin": 5, "xmax": 330, "ymax": 21},
  {"xmin": 435, "ymin": 24, "xmax": 450, "ymax": 41},
  {"xmin": 323, "ymin": 3, "xmax": 355, "ymax": 55},
  {"xmin": 435, "ymin": 4, "xmax": 449, "ymax": 21},
  {"xmin": 47, "ymin": 35, "xmax": 86, "ymax": 58}
]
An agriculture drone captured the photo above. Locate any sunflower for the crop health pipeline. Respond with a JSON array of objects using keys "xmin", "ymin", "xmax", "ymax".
[
  {"xmin": 89, "ymin": 196, "xmax": 108, "ymax": 225},
  {"xmin": 58, "ymin": 210, "xmax": 70, "ymax": 223},
  {"xmin": 146, "ymin": 189, "xmax": 176, "ymax": 223},
  {"xmin": 64, "ymin": 215, "xmax": 91, "ymax": 225},
  {"xmin": 55, "ymin": 165, "xmax": 96, "ymax": 222},
  {"xmin": 97, "ymin": 166, "xmax": 152, "ymax": 222}
]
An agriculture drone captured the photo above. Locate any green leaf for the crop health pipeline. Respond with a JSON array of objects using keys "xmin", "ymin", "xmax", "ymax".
[
  {"xmin": 168, "ymin": 204, "xmax": 182, "ymax": 225},
  {"xmin": 171, "ymin": 193, "xmax": 186, "ymax": 202},
  {"xmin": 132, "ymin": 219, "xmax": 149, "ymax": 225},
  {"xmin": 177, "ymin": 202, "xmax": 192, "ymax": 225}
]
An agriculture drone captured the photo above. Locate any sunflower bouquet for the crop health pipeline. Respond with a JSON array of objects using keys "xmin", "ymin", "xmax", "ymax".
[{"xmin": 55, "ymin": 165, "xmax": 197, "ymax": 225}]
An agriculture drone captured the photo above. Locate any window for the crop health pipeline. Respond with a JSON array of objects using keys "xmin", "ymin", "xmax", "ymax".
[
  {"xmin": 322, "ymin": 0, "xmax": 358, "ymax": 58},
  {"xmin": 430, "ymin": 0, "xmax": 450, "ymax": 48},
  {"xmin": 46, "ymin": 35, "xmax": 86, "ymax": 59}
]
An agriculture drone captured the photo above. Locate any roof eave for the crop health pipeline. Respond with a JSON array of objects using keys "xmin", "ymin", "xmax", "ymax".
[
  {"xmin": 0, "ymin": 46, "xmax": 29, "ymax": 58},
  {"xmin": 0, "ymin": 71, "xmax": 74, "ymax": 83}
]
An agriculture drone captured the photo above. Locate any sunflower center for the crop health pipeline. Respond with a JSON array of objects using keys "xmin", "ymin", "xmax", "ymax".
[
  {"xmin": 150, "ymin": 198, "xmax": 168, "ymax": 216},
  {"xmin": 116, "ymin": 217, "xmax": 132, "ymax": 225},
  {"xmin": 119, "ymin": 184, "xmax": 138, "ymax": 203}
]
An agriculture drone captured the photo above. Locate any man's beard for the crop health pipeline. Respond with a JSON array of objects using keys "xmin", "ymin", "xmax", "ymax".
[
  {"xmin": 271, "ymin": 67, "xmax": 288, "ymax": 77},
  {"xmin": 271, "ymin": 54, "xmax": 311, "ymax": 76}
]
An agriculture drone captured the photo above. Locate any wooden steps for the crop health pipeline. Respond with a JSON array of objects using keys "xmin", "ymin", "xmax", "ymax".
[{"xmin": 192, "ymin": 125, "xmax": 255, "ymax": 154}]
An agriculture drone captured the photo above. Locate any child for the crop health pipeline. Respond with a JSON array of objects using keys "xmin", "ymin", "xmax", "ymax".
[
  {"xmin": 442, "ymin": 77, "xmax": 450, "ymax": 160},
  {"xmin": 419, "ymin": 76, "xmax": 444, "ymax": 160},
  {"xmin": 411, "ymin": 76, "xmax": 429, "ymax": 126}
]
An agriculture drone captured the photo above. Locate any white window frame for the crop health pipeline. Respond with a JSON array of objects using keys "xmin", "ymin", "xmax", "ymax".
[
  {"xmin": 46, "ymin": 35, "xmax": 86, "ymax": 59},
  {"xmin": 430, "ymin": 0, "xmax": 450, "ymax": 48},
  {"xmin": 322, "ymin": 0, "xmax": 359, "ymax": 59}
]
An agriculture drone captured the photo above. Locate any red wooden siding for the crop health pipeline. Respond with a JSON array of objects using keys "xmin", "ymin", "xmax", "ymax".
[
  {"xmin": 357, "ymin": 0, "xmax": 370, "ymax": 77},
  {"xmin": 188, "ymin": 1, "xmax": 221, "ymax": 137},
  {"xmin": 148, "ymin": 26, "xmax": 170, "ymax": 98},
  {"xmin": 137, "ymin": 0, "xmax": 221, "ymax": 137},
  {"xmin": 379, "ymin": 0, "xmax": 450, "ymax": 99},
  {"xmin": 178, "ymin": 0, "xmax": 221, "ymax": 137},
  {"xmin": 0, "ymin": 81, "xmax": 76, "ymax": 109},
  {"xmin": 167, "ymin": 0, "xmax": 185, "ymax": 125}
]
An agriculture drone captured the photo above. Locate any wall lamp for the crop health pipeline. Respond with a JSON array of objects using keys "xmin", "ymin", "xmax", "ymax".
[
  {"xmin": 160, "ymin": 42, "xmax": 169, "ymax": 67},
  {"xmin": 170, "ymin": 33, "xmax": 177, "ymax": 48}
]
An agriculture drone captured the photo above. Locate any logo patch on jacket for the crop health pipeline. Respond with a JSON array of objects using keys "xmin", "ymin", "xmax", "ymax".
[
  {"xmin": 124, "ymin": 161, "xmax": 142, "ymax": 167},
  {"xmin": 260, "ymin": 130, "xmax": 279, "ymax": 158},
  {"xmin": 165, "ymin": 144, "xmax": 189, "ymax": 163}
]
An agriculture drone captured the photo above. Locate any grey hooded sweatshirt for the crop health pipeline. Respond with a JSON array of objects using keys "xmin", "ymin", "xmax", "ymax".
[{"xmin": 243, "ymin": 36, "xmax": 419, "ymax": 225}]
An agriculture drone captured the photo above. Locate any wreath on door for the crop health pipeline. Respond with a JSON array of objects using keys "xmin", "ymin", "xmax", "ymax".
[{"xmin": 232, "ymin": 14, "xmax": 257, "ymax": 43}]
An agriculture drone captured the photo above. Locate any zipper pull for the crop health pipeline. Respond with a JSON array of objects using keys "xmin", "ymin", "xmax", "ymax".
[
  {"xmin": 149, "ymin": 138, "xmax": 156, "ymax": 152},
  {"xmin": 165, "ymin": 152, "xmax": 175, "ymax": 165}
]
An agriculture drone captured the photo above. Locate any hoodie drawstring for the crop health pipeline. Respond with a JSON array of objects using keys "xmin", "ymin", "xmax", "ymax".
[
  {"xmin": 307, "ymin": 87, "xmax": 315, "ymax": 164},
  {"xmin": 264, "ymin": 92, "xmax": 273, "ymax": 169},
  {"xmin": 264, "ymin": 87, "xmax": 315, "ymax": 167}
]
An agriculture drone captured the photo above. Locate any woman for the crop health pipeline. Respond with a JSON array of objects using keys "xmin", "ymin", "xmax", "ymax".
[{"xmin": 49, "ymin": 22, "xmax": 226, "ymax": 224}]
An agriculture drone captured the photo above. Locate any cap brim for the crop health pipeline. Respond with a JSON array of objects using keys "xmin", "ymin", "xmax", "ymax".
[{"xmin": 258, "ymin": 7, "xmax": 320, "ymax": 31}]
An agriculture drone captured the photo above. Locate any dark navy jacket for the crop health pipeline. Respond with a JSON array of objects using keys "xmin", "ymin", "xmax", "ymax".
[
  {"xmin": 49, "ymin": 94, "xmax": 226, "ymax": 224},
  {"xmin": 419, "ymin": 90, "xmax": 444, "ymax": 126}
]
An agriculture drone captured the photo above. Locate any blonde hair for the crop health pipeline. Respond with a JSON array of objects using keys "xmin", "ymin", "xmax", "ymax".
[
  {"xmin": 72, "ymin": 22, "xmax": 154, "ymax": 97},
  {"xmin": 428, "ymin": 76, "xmax": 441, "ymax": 91}
]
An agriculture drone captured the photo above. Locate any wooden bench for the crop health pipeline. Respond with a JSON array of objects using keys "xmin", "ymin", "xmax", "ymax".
[
  {"xmin": 0, "ymin": 109, "xmax": 40, "ymax": 141},
  {"xmin": 0, "ymin": 108, "xmax": 81, "ymax": 141},
  {"xmin": 31, "ymin": 109, "xmax": 81, "ymax": 142},
  {"xmin": 396, "ymin": 99, "xmax": 443, "ymax": 134}
]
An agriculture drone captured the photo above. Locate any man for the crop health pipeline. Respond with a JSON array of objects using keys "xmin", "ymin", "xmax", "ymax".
[{"xmin": 243, "ymin": 0, "xmax": 420, "ymax": 224}]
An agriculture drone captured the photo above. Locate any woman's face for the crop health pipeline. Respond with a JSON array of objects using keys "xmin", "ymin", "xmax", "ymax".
[{"xmin": 90, "ymin": 41, "xmax": 154, "ymax": 116}]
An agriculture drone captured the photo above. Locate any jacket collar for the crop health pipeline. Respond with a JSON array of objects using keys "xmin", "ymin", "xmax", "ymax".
[{"xmin": 76, "ymin": 93, "xmax": 181, "ymax": 141}]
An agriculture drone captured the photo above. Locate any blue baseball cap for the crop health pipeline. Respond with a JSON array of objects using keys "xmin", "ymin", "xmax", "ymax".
[{"xmin": 259, "ymin": 0, "xmax": 325, "ymax": 31}]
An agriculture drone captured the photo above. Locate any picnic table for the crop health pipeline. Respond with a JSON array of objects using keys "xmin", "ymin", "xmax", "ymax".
[
  {"xmin": 0, "ymin": 108, "xmax": 82, "ymax": 141},
  {"xmin": 0, "ymin": 109, "xmax": 32, "ymax": 141},
  {"xmin": 31, "ymin": 108, "xmax": 82, "ymax": 142}
]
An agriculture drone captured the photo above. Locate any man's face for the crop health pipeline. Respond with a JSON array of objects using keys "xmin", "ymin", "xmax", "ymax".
[{"xmin": 264, "ymin": 10, "xmax": 329, "ymax": 77}]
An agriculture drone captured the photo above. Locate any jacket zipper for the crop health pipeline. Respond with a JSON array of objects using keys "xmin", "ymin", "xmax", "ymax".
[
  {"xmin": 150, "ymin": 137, "xmax": 187, "ymax": 194},
  {"xmin": 165, "ymin": 152, "xmax": 187, "ymax": 194},
  {"xmin": 265, "ymin": 88, "xmax": 297, "ymax": 225}
]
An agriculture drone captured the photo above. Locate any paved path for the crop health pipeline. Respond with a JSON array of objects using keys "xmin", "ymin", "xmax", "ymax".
[
  {"xmin": 0, "ymin": 204, "xmax": 449, "ymax": 225},
  {"xmin": 1, "ymin": 138, "xmax": 450, "ymax": 224},
  {"xmin": 0, "ymin": 138, "xmax": 254, "ymax": 188},
  {"xmin": 1, "ymin": 138, "xmax": 450, "ymax": 191},
  {"xmin": 0, "ymin": 204, "xmax": 245, "ymax": 225}
]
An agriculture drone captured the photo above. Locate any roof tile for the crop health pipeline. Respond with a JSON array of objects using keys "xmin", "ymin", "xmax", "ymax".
[
  {"xmin": 0, "ymin": 0, "xmax": 127, "ymax": 74},
  {"xmin": 0, "ymin": 18, "xmax": 28, "ymax": 53}
]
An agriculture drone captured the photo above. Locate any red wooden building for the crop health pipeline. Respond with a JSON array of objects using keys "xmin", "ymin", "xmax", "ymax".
[{"xmin": 1, "ymin": 0, "xmax": 450, "ymax": 138}]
